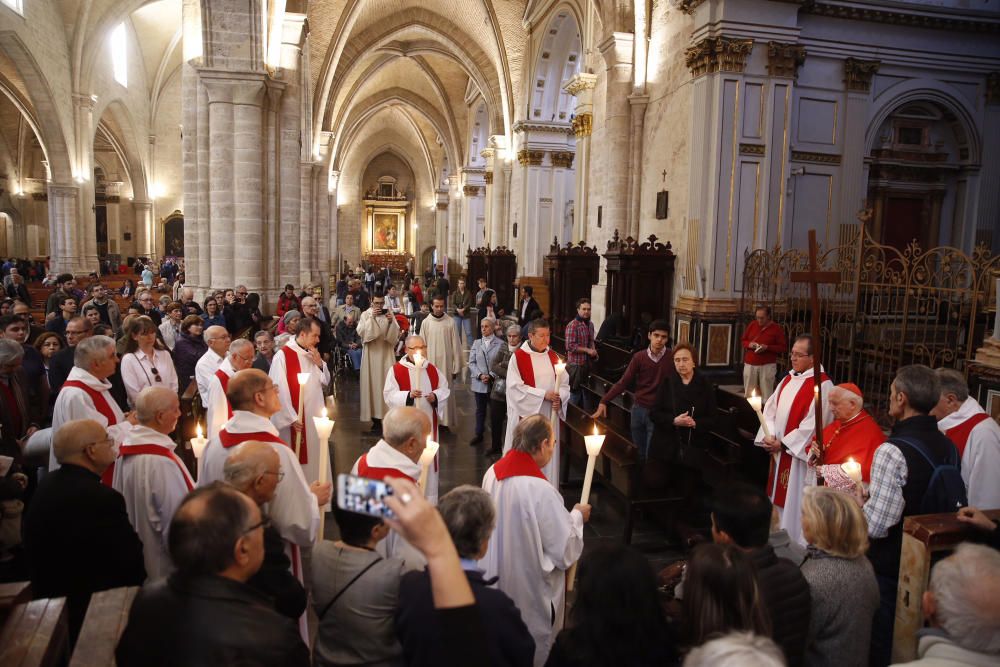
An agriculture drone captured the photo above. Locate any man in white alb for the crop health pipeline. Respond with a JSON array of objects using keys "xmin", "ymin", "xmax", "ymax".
[
  {"xmin": 357, "ymin": 294, "xmax": 401, "ymax": 431},
  {"xmin": 194, "ymin": 325, "xmax": 231, "ymax": 405},
  {"xmin": 418, "ymin": 296, "xmax": 462, "ymax": 428},
  {"xmin": 204, "ymin": 339, "xmax": 255, "ymax": 437}
]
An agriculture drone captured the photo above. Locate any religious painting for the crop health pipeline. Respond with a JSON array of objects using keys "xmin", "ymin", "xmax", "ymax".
[
  {"xmin": 164, "ymin": 214, "xmax": 184, "ymax": 257},
  {"xmin": 706, "ymin": 323, "xmax": 732, "ymax": 366},
  {"xmin": 676, "ymin": 319, "xmax": 690, "ymax": 345},
  {"xmin": 988, "ymin": 390, "xmax": 1000, "ymax": 424},
  {"xmin": 372, "ymin": 212, "xmax": 403, "ymax": 252}
]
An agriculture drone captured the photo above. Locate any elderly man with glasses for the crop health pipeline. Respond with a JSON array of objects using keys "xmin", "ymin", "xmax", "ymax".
[
  {"xmin": 204, "ymin": 338, "xmax": 255, "ymax": 437},
  {"xmin": 357, "ymin": 294, "xmax": 401, "ymax": 433},
  {"xmin": 194, "ymin": 325, "xmax": 231, "ymax": 405},
  {"xmin": 133, "ymin": 289, "xmax": 162, "ymax": 326}
]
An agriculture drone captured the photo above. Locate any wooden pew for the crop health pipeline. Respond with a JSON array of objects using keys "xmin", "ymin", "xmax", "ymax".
[
  {"xmin": 892, "ymin": 509, "xmax": 1000, "ymax": 663},
  {"xmin": 68, "ymin": 587, "xmax": 138, "ymax": 667},
  {"xmin": 176, "ymin": 378, "xmax": 202, "ymax": 478},
  {"xmin": 0, "ymin": 581, "xmax": 32, "ymax": 626},
  {"xmin": 0, "ymin": 597, "xmax": 69, "ymax": 667}
]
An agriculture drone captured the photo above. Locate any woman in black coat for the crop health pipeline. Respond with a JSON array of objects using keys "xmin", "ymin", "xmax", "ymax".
[{"xmin": 649, "ymin": 343, "xmax": 718, "ymax": 463}]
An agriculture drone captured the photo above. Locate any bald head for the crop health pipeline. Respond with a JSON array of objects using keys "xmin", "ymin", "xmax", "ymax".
[
  {"xmin": 204, "ymin": 325, "xmax": 231, "ymax": 355},
  {"xmin": 135, "ymin": 386, "xmax": 181, "ymax": 433},
  {"xmin": 52, "ymin": 419, "xmax": 114, "ymax": 471},
  {"xmin": 382, "ymin": 406, "xmax": 431, "ymax": 463},
  {"xmin": 227, "ymin": 368, "xmax": 274, "ymax": 413},
  {"xmin": 224, "ymin": 442, "xmax": 281, "ymax": 505}
]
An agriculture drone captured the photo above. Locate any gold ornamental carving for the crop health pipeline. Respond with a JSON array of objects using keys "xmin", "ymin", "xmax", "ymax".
[
  {"xmin": 844, "ymin": 58, "xmax": 881, "ymax": 93},
  {"xmin": 571, "ymin": 113, "xmax": 592, "ymax": 137},
  {"xmin": 740, "ymin": 143, "xmax": 766, "ymax": 157},
  {"xmin": 463, "ymin": 185, "xmax": 481, "ymax": 197},
  {"xmin": 678, "ymin": 0, "xmax": 708, "ymax": 13},
  {"xmin": 550, "ymin": 152, "xmax": 575, "ymax": 169},
  {"xmin": 766, "ymin": 42, "xmax": 806, "ymax": 78},
  {"xmin": 791, "ymin": 151, "xmax": 842, "ymax": 165},
  {"xmin": 484, "ymin": 172, "xmax": 494, "ymax": 185},
  {"xmin": 684, "ymin": 37, "xmax": 754, "ymax": 78},
  {"xmin": 517, "ymin": 149, "xmax": 544, "ymax": 167}
]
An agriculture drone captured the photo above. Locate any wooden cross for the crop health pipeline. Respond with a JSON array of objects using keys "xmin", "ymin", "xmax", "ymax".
[
  {"xmin": 789, "ymin": 229, "xmax": 840, "ymax": 465},
  {"xmin": 661, "ymin": 169, "xmax": 667, "ymax": 181}
]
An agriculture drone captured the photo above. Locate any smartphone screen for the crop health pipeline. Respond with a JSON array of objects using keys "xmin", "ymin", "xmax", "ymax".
[{"xmin": 336, "ymin": 473, "xmax": 395, "ymax": 518}]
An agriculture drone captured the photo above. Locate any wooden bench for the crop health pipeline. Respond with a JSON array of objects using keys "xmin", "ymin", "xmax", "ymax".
[
  {"xmin": 176, "ymin": 378, "xmax": 202, "ymax": 478},
  {"xmin": 0, "ymin": 581, "xmax": 32, "ymax": 626},
  {"xmin": 0, "ymin": 597, "xmax": 69, "ymax": 667},
  {"xmin": 892, "ymin": 509, "xmax": 1000, "ymax": 663},
  {"xmin": 68, "ymin": 587, "xmax": 139, "ymax": 667}
]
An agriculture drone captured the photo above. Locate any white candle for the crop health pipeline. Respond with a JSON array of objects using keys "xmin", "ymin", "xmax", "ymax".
[
  {"xmin": 295, "ymin": 372, "xmax": 310, "ymax": 458},
  {"xmin": 551, "ymin": 360, "xmax": 566, "ymax": 429},
  {"xmin": 748, "ymin": 389, "xmax": 772, "ymax": 438},
  {"xmin": 841, "ymin": 457, "xmax": 862, "ymax": 485},
  {"xmin": 190, "ymin": 423, "xmax": 208, "ymax": 459},
  {"xmin": 312, "ymin": 407, "xmax": 336, "ymax": 541},
  {"xmin": 410, "ymin": 352, "xmax": 424, "ymax": 407},
  {"xmin": 418, "ymin": 436, "xmax": 439, "ymax": 495},
  {"xmin": 568, "ymin": 424, "xmax": 605, "ymax": 592}
]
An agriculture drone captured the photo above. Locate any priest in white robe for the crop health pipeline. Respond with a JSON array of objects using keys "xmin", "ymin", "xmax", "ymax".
[
  {"xmin": 503, "ymin": 320, "xmax": 570, "ymax": 487},
  {"xmin": 357, "ymin": 295, "xmax": 401, "ymax": 429},
  {"xmin": 50, "ymin": 335, "xmax": 134, "ymax": 471},
  {"xmin": 194, "ymin": 325, "xmax": 230, "ymax": 404},
  {"xmin": 111, "ymin": 387, "xmax": 193, "ymax": 581},
  {"xmin": 269, "ymin": 317, "xmax": 331, "ymax": 484},
  {"xmin": 481, "ymin": 415, "xmax": 589, "ymax": 667},
  {"xmin": 204, "ymin": 339, "xmax": 255, "ymax": 437},
  {"xmin": 754, "ymin": 334, "xmax": 833, "ymax": 546},
  {"xmin": 383, "ymin": 335, "xmax": 449, "ymax": 503},
  {"xmin": 418, "ymin": 296, "xmax": 462, "ymax": 427},
  {"xmin": 200, "ymin": 369, "xmax": 326, "ymax": 580},
  {"xmin": 350, "ymin": 406, "xmax": 431, "ymax": 570}
]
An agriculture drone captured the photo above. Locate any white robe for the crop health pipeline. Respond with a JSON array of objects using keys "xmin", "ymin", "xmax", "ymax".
[
  {"xmin": 754, "ymin": 367, "xmax": 834, "ymax": 545},
  {"xmin": 204, "ymin": 358, "xmax": 234, "ymax": 438},
  {"xmin": 503, "ymin": 343, "xmax": 570, "ymax": 488},
  {"xmin": 382, "ymin": 358, "xmax": 449, "ymax": 504},
  {"xmin": 199, "ymin": 411, "xmax": 320, "ymax": 549},
  {"xmin": 480, "ymin": 466, "xmax": 584, "ymax": 666},
  {"xmin": 194, "ymin": 349, "xmax": 225, "ymax": 405},
  {"xmin": 111, "ymin": 425, "xmax": 193, "ymax": 581},
  {"xmin": 269, "ymin": 340, "xmax": 332, "ymax": 485},
  {"xmin": 937, "ymin": 396, "xmax": 1000, "ymax": 509},
  {"xmin": 351, "ymin": 440, "xmax": 427, "ymax": 571},
  {"xmin": 357, "ymin": 308, "xmax": 401, "ymax": 422},
  {"xmin": 50, "ymin": 367, "xmax": 132, "ymax": 470},
  {"xmin": 418, "ymin": 313, "xmax": 463, "ymax": 427}
]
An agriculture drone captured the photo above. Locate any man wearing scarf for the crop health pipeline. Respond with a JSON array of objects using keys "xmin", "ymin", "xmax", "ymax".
[{"xmin": 811, "ymin": 383, "xmax": 884, "ymax": 483}]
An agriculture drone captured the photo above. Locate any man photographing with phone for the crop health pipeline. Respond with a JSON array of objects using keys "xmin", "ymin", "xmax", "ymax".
[{"xmin": 358, "ymin": 295, "xmax": 401, "ymax": 434}]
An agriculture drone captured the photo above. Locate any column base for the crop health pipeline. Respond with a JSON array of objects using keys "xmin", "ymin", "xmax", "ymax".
[{"xmin": 673, "ymin": 295, "xmax": 743, "ymax": 381}]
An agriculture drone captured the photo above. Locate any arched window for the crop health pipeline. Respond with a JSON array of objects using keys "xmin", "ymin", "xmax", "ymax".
[
  {"xmin": 111, "ymin": 23, "xmax": 128, "ymax": 87},
  {"xmin": 0, "ymin": 0, "xmax": 23, "ymax": 16}
]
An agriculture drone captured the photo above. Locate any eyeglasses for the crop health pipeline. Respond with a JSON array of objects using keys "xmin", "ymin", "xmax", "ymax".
[
  {"xmin": 789, "ymin": 351, "xmax": 812, "ymax": 359},
  {"xmin": 241, "ymin": 516, "xmax": 272, "ymax": 536},
  {"xmin": 263, "ymin": 470, "xmax": 285, "ymax": 482},
  {"xmin": 86, "ymin": 437, "xmax": 114, "ymax": 449}
]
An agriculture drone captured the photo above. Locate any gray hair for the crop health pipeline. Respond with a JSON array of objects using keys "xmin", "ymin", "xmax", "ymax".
[
  {"xmin": 505, "ymin": 324, "xmax": 521, "ymax": 337},
  {"xmin": 512, "ymin": 414, "xmax": 552, "ymax": 454},
  {"xmin": 893, "ymin": 364, "xmax": 940, "ymax": 414},
  {"xmin": 74, "ymin": 335, "xmax": 116, "ymax": 369},
  {"xmin": 228, "ymin": 338, "xmax": 254, "ymax": 360},
  {"xmin": 526, "ymin": 318, "xmax": 549, "ymax": 335},
  {"xmin": 52, "ymin": 418, "xmax": 109, "ymax": 464},
  {"xmin": 828, "ymin": 385, "xmax": 863, "ymax": 409},
  {"xmin": 223, "ymin": 442, "xmax": 277, "ymax": 493},
  {"xmin": 936, "ymin": 368, "xmax": 970, "ymax": 403},
  {"xmin": 930, "ymin": 543, "xmax": 1000, "ymax": 654},
  {"xmin": 480, "ymin": 317, "xmax": 496, "ymax": 329},
  {"xmin": 253, "ymin": 330, "xmax": 273, "ymax": 343},
  {"xmin": 135, "ymin": 386, "xmax": 178, "ymax": 424},
  {"xmin": 683, "ymin": 632, "xmax": 785, "ymax": 667},
  {"xmin": 404, "ymin": 334, "xmax": 425, "ymax": 348},
  {"xmin": 0, "ymin": 338, "xmax": 24, "ymax": 367},
  {"xmin": 438, "ymin": 485, "xmax": 496, "ymax": 559},
  {"xmin": 383, "ymin": 406, "xmax": 429, "ymax": 448}
]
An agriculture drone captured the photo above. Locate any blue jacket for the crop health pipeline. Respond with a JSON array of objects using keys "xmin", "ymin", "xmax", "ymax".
[{"xmin": 468, "ymin": 334, "xmax": 502, "ymax": 394}]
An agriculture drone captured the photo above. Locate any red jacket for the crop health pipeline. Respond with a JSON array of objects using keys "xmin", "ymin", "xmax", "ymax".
[{"xmin": 741, "ymin": 321, "xmax": 786, "ymax": 365}]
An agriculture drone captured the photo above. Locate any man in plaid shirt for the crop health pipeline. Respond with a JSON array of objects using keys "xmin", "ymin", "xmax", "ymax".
[{"xmin": 564, "ymin": 298, "xmax": 597, "ymax": 407}]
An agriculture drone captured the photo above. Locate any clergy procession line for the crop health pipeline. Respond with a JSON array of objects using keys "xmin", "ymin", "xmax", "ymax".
[{"xmin": 3, "ymin": 266, "xmax": 1000, "ymax": 666}]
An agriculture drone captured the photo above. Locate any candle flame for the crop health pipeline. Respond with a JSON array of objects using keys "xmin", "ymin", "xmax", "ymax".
[
  {"xmin": 196, "ymin": 423, "xmax": 203, "ymax": 438},
  {"xmin": 848, "ymin": 457, "xmax": 855, "ymax": 464},
  {"xmin": 322, "ymin": 407, "xmax": 328, "ymax": 419},
  {"xmin": 592, "ymin": 423, "xmax": 598, "ymax": 436},
  {"xmin": 814, "ymin": 386, "xmax": 819, "ymax": 395},
  {"xmin": 298, "ymin": 372, "xmax": 310, "ymax": 385}
]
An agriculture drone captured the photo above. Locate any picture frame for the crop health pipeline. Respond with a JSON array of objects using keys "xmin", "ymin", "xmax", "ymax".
[
  {"xmin": 371, "ymin": 210, "xmax": 404, "ymax": 252},
  {"xmin": 706, "ymin": 323, "xmax": 732, "ymax": 366}
]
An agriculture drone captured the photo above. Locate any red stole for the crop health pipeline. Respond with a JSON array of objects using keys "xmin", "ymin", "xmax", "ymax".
[
  {"xmin": 945, "ymin": 413, "xmax": 991, "ymax": 458},
  {"xmin": 493, "ymin": 449, "xmax": 548, "ymax": 481},
  {"xmin": 392, "ymin": 362, "xmax": 440, "ymax": 469},
  {"xmin": 104, "ymin": 444, "xmax": 195, "ymax": 491},
  {"xmin": 357, "ymin": 454, "xmax": 417, "ymax": 482},
  {"xmin": 820, "ymin": 411, "xmax": 884, "ymax": 483},
  {"xmin": 219, "ymin": 428, "xmax": 287, "ymax": 450},
  {"xmin": 281, "ymin": 347, "xmax": 309, "ymax": 465},
  {"xmin": 766, "ymin": 372, "xmax": 830, "ymax": 507},
  {"xmin": 63, "ymin": 380, "xmax": 119, "ymax": 426},
  {"xmin": 514, "ymin": 348, "xmax": 560, "ymax": 388},
  {"xmin": 0, "ymin": 379, "xmax": 23, "ymax": 437},
  {"xmin": 214, "ymin": 369, "xmax": 233, "ymax": 419}
]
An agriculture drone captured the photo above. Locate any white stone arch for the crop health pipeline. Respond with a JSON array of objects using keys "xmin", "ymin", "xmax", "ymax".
[
  {"xmin": 467, "ymin": 99, "xmax": 489, "ymax": 166},
  {"xmin": 92, "ymin": 98, "xmax": 149, "ymax": 201},
  {"xmin": 527, "ymin": 8, "xmax": 581, "ymax": 123}
]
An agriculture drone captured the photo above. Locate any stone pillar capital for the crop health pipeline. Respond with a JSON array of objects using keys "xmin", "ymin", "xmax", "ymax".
[
  {"xmin": 48, "ymin": 183, "xmax": 80, "ymax": 199},
  {"xmin": 72, "ymin": 93, "xmax": 98, "ymax": 110},
  {"xmin": 844, "ymin": 58, "xmax": 880, "ymax": 93},
  {"xmin": 767, "ymin": 42, "xmax": 807, "ymax": 79},
  {"xmin": 598, "ymin": 32, "xmax": 634, "ymax": 69},
  {"xmin": 685, "ymin": 36, "xmax": 754, "ymax": 78},
  {"xmin": 132, "ymin": 199, "xmax": 152, "ymax": 211}
]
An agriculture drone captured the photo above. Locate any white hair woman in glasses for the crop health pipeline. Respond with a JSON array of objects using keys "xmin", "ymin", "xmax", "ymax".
[{"xmin": 120, "ymin": 315, "xmax": 178, "ymax": 407}]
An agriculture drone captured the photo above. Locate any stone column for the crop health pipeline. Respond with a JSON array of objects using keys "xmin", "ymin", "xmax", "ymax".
[
  {"xmin": 626, "ymin": 94, "xmax": 648, "ymax": 238},
  {"xmin": 516, "ymin": 149, "xmax": 545, "ymax": 275},
  {"xmin": 435, "ymin": 189, "xmax": 449, "ymax": 268},
  {"xmin": 564, "ymin": 73, "xmax": 597, "ymax": 243},
  {"xmin": 104, "ymin": 181, "xmax": 122, "ymax": 256},
  {"xmin": 328, "ymin": 170, "xmax": 340, "ymax": 277},
  {"xmin": 448, "ymin": 175, "xmax": 461, "ymax": 266},
  {"xmin": 598, "ymin": 32, "xmax": 634, "ymax": 239},
  {"xmin": 133, "ymin": 200, "xmax": 153, "ymax": 261},
  {"xmin": 839, "ymin": 58, "xmax": 880, "ymax": 246},
  {"xmin": 481, "ymin": 149, "xmax": 495, "ymax": 245}
]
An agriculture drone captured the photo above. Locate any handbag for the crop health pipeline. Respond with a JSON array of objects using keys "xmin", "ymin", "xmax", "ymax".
[{"xmin": 566, "ymin": 363, "xmax": 588, "ymax": 392}]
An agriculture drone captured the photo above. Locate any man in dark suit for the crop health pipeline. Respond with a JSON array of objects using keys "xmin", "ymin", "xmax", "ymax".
[
  {"xmin": 396, "ymin": 485, "xmax": 535, "ymax": 666},
  {"xmin": 23, "ymin": 418, "xmax": 147, "ymax": 639},
  {"xmin": 223, "ymin": 442, "xmax": 307, "ymax": 620},
  {"xmin": 116, "ymin": 483, "xmax": 309, "ymax": 666},
  {"xmin": 517, "ymin": 286, "xmax": 542, "ymax": 327}
]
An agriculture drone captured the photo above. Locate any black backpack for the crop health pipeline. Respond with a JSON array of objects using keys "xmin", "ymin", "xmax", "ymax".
[{"xmin": 891, "ymin": 436, "xmax": 968, "ymax": 514}]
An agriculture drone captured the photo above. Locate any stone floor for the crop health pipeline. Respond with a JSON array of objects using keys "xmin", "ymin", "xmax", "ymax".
[{"xmin": 321, "ymin": 369, "xmax": 686, "ymax": 574}]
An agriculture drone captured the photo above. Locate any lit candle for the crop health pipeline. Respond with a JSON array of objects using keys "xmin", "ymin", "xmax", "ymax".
[
  {"xmin": 312, "ymin": 407, "xmax": 336, "ymax": 541},
  {"xmin": 551, "ymin": 360, "xmax": 567, "ymax": 430},
  {"xmin": 190, "ymin": 423, "xmax": 207, "ymax": 459},
  {"xmin": 417, "ymin": 436, "xmax": 440, "ymax": 496},
  {"xmin": 295, "ymin": 372, "xmax": 310, "ymax": 459},
  {"xmin": 747, "ymin": 389, "xmax": 772, "ymax": 438},
  {"xmin": 841, "ymin": 457, "xmax": 862, "ymax": 485},
  {"xmin": 409, "ymin": 352, "xmax": 424, "ymax": 408},
  {"xmin": 568, "ymin": 424, "xmax": 606, "ymax": 592}
]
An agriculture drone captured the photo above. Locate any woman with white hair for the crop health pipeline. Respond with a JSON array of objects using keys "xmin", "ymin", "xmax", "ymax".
[
  {"xmin": 468, "ymin": 318, "xmax": 502, "ymax": 446},
  {"xmin": 810, "ymin": 382, "xmax": 885, "ymax": 483}
]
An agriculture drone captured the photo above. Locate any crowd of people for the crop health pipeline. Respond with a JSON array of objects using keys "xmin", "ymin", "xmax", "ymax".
[{"xmin": 1, "ymin": 256, "xmax": 999, "ymax": 666}]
